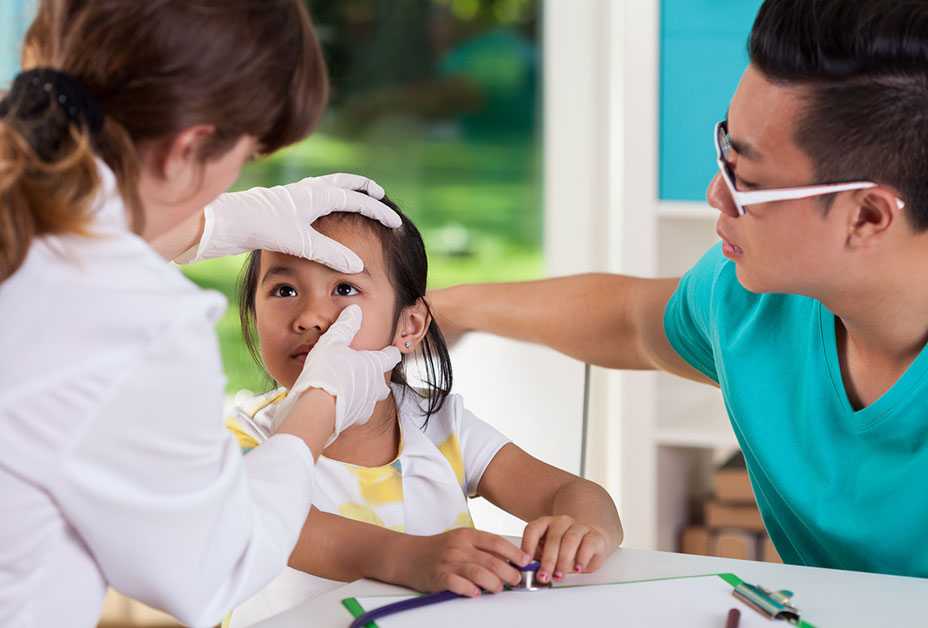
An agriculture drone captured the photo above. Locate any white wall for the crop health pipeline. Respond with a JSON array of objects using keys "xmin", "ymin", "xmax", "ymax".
[{"xmin": 447, "ymin": 335, "xmax": 586, "ymax": 535}]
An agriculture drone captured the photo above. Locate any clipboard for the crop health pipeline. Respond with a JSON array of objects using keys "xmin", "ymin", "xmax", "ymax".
[{"xmin": 342, "ymin": 573, "xmax": 817, "ymax": 627}]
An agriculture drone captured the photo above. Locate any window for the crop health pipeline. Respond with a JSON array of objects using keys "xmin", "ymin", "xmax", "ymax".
[
  {"xmin": 1, "ymin": 1, "xmax": 543, "ymax": 395},
  {"xmin": 183, "ymin": 0, "xmax": 543, "ymax": 393}
]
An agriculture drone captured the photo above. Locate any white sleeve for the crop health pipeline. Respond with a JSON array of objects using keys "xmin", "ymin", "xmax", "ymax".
[
  {"xmin": 47, "ymin": 313, "xmax": 315, "ymax": 628},
  {"xmin": 455, "ymin": 400, "xmax": 511, "ymax": 498}
]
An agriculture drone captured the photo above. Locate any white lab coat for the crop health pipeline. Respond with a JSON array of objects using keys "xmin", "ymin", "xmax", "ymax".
[{"xmin": 0, "ymin": 164, "xmax": 315, "ymax": 628}]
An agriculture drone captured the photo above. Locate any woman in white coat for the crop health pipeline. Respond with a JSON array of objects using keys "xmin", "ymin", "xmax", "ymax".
[{"xmin": 0, "ymin": 2, "xmax": 400, "ymax": 627}]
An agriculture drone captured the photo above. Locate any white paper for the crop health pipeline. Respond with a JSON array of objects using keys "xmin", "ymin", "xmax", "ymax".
[{"xmin": 350, "ymin": 575, "xmax": 774, "ymax": 627}]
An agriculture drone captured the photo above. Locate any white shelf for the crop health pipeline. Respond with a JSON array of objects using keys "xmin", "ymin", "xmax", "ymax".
[
  {"xmin": 654, "ymin": 374, "xmax": 737, "ymax": 450},
  {"xmin": 655, "ymin": 418, "xmax": 737, "ymax": 449},
  {"xmin": 657, "ymin": 201, "xmax": 718, "ymax": 221},
  {"xmin": 653, "ymin": 375, "xmax": 738, "ymax": 551}
]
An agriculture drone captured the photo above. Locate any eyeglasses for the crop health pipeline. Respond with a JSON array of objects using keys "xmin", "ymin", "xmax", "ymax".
[{"xmin": 713, "ymin": 120, "xmax": 898, "ymax": 216}]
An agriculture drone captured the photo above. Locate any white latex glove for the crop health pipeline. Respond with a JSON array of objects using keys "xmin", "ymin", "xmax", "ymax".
[
  {"xmin": 178, "ymin": 173, "xmax": 401, "ymax": 272},
  {"xmin": 274, "ymin": 305, "xmax": 401, "ymax": 447}
]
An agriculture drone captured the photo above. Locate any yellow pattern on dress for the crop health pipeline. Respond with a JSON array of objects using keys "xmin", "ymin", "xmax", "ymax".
[
  {"xmin": 452, "ymin": 511, "xmax": 475, "ymax": 529},
  {"xmin": 345, "ymin": 462, "xmax": 405, "ymax": 505},
  {"xmin": 338, "ymin": 502, "xmax": 387, "ymax": 527},
  {"xmin": 437, "ymin": 433, "xmax": 466, "ymax": 488},
  {"xmin": 225, "ymin": 418, "xmax": 259, "ymax": 451}
]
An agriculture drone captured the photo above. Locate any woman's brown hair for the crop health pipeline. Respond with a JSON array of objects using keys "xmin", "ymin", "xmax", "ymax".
[{"xmin": 0, "ymin": 0, "xmax": 328, "ymax": 281}]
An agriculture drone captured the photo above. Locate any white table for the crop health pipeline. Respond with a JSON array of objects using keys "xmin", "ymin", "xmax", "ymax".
[{"xmin": 254, "ymin": 546, "xmax": 927, "ymax": 627}]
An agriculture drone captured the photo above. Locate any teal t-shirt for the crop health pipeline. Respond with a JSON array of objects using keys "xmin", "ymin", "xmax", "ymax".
[{"xmin": 664, "ymin": 243, "xmax": 928, "ymax": 577}]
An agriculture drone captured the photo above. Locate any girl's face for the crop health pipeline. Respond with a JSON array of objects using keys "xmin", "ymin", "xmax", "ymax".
[{"xmin": 254, "ymin": 219, "xmax": 400, "ymax": 389}]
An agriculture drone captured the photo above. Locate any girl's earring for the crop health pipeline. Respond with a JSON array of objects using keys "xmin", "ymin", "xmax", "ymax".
[{"xmin": 403, "ymin": 340, "xmax": 412, "ymax": 349}]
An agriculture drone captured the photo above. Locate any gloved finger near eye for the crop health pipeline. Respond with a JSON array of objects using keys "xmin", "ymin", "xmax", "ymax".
[
  {"xmin": 318, "ymin": 305, "xmax": 363, "ymax": 346},
  {"xmin": 307, "ymin": 230, "xmax": 365, "ymax": 274},
  {"xmin": 310, "ymin": 172, "xmax": 386, "ymax": 200}
]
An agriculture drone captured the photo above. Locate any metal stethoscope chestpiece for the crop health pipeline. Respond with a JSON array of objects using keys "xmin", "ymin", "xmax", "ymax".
[{"xmin": 508, "ymin": 561, "xmax": 551, "ymax": 592}]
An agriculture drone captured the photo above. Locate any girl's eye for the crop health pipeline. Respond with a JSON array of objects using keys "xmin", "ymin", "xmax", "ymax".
[
  {"xmin": 334, "ymin": 283, "xmax": 360, "ymax": 297},
  {"xmin": 272, "ymin": 284, "xmax": 298, "ymax": 298}
]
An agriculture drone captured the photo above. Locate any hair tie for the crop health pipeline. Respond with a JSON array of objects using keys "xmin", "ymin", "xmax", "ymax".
[{"xmin": 0, "ymin": 68, "xmax": 104, "ymax": 136}]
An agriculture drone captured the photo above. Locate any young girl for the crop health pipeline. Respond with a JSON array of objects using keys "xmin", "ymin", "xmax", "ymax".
[{"xmin": 226, "ymin": 200, "xmax": 623, "ymax": 626}]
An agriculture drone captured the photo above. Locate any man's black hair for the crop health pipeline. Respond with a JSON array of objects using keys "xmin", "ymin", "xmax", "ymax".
[{"xmin": 749, "ymin": 0, "xmax": 928, "ymax": 229}]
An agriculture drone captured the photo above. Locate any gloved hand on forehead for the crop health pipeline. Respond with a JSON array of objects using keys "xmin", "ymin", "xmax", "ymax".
[
  {"xmin": 274, "ymin": 304, "xmax": 401, "ymax": 447},
  {"xmin": 178, "ymin": 173, "xmax": 401, "ymax": 273}
]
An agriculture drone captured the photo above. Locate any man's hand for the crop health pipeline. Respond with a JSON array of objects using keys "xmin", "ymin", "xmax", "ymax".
[{"xmin": 425, "ymin": 287, "xmax": 468, "ymax": 347}]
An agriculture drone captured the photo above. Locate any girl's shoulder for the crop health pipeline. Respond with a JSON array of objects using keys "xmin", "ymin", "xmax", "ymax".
[
  {"xmin": 392, "ymin": 384, "xmax": 464, "ymax": 444},
  {"xmin": 224, "ymin": 387, "xmax": 287, "ymax": 451},
  {"xmin": 392, "ymin": 384, "xmax": 509, "ymax": 498},
  {"xmin": 393, "ymin": 384, "xmax": 468, "ymax": 491},
  {"xmin": 232, "ymin": 387, "xmax": 288, "ymax": 417}
]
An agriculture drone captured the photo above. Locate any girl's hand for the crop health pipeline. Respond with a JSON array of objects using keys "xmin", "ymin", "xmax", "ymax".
[
  {"xmin": 398, "ymin": 528, "xmax": 533, "ymax": 598},
  {"xmin": 521, "ymin": 515, "xmax": 612, "ymax": 583}
]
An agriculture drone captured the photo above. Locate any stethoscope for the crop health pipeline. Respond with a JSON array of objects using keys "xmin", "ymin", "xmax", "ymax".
[{"xmin": 348, "ymin": 561, "xmax": 548, "ymax": 628}]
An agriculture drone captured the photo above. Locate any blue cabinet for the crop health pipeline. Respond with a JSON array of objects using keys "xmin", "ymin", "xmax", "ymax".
[{"xmin": 659, "ymin": 0, "xmax": 764, "ymax": 200}]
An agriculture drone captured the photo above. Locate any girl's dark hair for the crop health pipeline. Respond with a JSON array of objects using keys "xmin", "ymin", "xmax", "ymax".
[
  {"xmin": 1, "ymin": 0, "xmax": 327, "ymax": 281},
  {"xmin": 749, "ymin": 0, "xmax": 928, "ymax": 228},
  {"xmin": 239, "ymin": 197, "xmax": 453, "ymax": 426}
]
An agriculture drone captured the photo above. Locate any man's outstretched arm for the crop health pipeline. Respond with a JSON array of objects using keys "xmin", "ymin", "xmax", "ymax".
[{"xmin": 428, "ymin": 274, "xmax": 714, "ymax": 385}]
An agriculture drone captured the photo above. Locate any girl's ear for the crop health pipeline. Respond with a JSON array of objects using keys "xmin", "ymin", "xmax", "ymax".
[{"xmin": 393, "ymin": 298, "xmax": 431, "ymax": 354}]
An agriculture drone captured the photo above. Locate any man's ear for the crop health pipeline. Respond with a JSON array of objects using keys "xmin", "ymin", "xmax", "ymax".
[
  {"xmin": 393, "ymin": 298, "xmax": 431, "ymax": 354},
  {"xmin": 847, "ymin": 187, "xmax": 904, "ymax": 249}
]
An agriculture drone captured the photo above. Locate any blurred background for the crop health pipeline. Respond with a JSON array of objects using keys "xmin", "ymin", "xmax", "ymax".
[
  {"xmin": 3, "ymin": 0, "xmax": 543, "ymax": 394},
  {"xmin": 186, "ymin": 0, "xmax": 545, "ymax": 393}
]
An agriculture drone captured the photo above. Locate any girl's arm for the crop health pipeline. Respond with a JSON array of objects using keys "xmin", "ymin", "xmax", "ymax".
[
  {"xmin": 288, "ymin": 509, "xmax": 531, "ymax": 598},
  {"xmin": 287, "ymin": 508, "xmax": 406, "ymax": 583},
  {"xmin": 476, "ymin": 443, "xmax": 623, "ymax": 584}
]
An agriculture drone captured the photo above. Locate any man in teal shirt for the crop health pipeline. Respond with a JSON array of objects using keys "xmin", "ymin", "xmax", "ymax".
[{"xmin": 430, "ymin": 0, "xmax": 928, "ymax": 578}]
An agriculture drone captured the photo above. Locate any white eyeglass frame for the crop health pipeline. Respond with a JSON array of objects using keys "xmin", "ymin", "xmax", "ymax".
[{"xmin": 713, "ymin": 121, "xmax": 902, "ymax": 216}]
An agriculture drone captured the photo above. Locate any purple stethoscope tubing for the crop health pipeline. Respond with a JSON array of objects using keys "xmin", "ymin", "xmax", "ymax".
[
  {"xmin": 348, "ymin": 561, "xmax": 542, "ymax": 628},
  {"xmin": 349, "ymin": 590, "xmax": 462, "ymax": 628}
]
